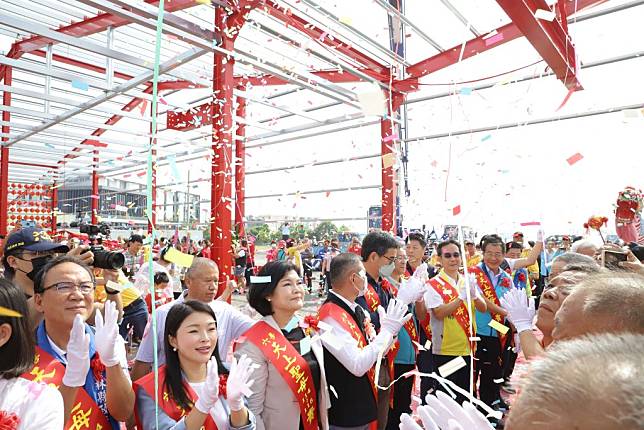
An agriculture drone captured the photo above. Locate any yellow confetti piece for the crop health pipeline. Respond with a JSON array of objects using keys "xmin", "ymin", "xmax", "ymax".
[
  {"xmin": 196, "ymin": 0, "xmax": 211, "ymax": 4},
  {"xmin": 0, "ymin": 305, "xmax": 22, "ymax": 317},
  {"xmin": 339, "ymin": 16, "xmax": 353, "ymax": 26},
  {"xmin": 382, "ymin": 153, "xmax": 396, "ymax": 169},
  {"xmin": 488, "ymin": 319, "xmax": 510, "ymax": 334}
]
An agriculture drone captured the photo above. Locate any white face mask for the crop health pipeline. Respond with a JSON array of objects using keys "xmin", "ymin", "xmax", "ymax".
[
  {"xmin": 379, "ymin": 261, "xmax": 395, "ymax": 278},
  {"xmin": 353, "ymin": 270, "xmax": 368, "ymax": 296}
]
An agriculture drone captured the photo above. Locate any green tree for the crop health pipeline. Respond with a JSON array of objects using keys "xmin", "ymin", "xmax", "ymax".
[
  {"xmin": 248, "ymin": 223, "xmax": 273, "ymax": 244},
  {"xmin": 314, "ymin": 221, "xmax": 339, "ymax": 239}
]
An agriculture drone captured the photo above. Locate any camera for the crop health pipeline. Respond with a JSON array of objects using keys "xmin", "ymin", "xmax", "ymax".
[{"xmin": 79, "ymin": 223, "xmax": 125, "ymax": 270}]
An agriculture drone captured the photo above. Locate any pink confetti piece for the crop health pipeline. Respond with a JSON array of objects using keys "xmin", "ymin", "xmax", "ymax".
[
  {"xmin": 484, "ymin": 32, "xmax": 504, "ymax": 46},
  {"xmin": 452, "ymin": 205, "xmax": 461, "ymax": 216},
  {"xmin": 382, "ymin": 133, "xmax": 399, "ymax": 143},
  {"xmin": 520, "ymin": 221, "xmax": 541, "ymax": 227},
  {"xmin": 566, "ymin": 152, "xmax": 583, "ymax": 165}
]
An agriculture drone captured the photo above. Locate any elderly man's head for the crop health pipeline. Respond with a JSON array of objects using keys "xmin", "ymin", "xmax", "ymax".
[
  {"xmin": 184, "ymin": 257, "xmax": 219, "ymax": 303},
  {"xmin": 536, "ymin": 270, "xmax": 591, "ymax": 339},
  {"xmin": 549, "ymin": 252, "xmax": 600, "ymax": 278},
  {"xmin": 552, "ymin": 272, "xmax": 644, "ymax": 341},
  {"xmin": 571, "ymin": 239, "xmax": 599, "ymax": 257},
  {"xmin": 329, "ymin": 252, "xmax": 365, "ymax": 300},
  {"xmin": 506, "ymin": 333, "xmax": 644, "ymax": 430}
]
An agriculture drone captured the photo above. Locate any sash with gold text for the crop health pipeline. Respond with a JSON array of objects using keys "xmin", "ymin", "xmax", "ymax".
[
  {"xmin": 470, "ymin": 265, "xmax": 508, "ymax": 345},
  {"xmin": 243, "ymin": 322, "xmax": 319, "ymax": 430},
  {"xmin": 429, "ymin": 273, "xmax": 475, "ymax": 352}
]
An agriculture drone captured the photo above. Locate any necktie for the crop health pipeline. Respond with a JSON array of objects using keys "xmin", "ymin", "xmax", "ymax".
[{"xmin": 354, "ymin": 305, "xmax": 367, "ymax": 338}]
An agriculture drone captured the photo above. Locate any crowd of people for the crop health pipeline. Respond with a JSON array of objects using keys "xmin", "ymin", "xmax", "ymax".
[{"xmin": 0, "ymin": 224, "xmax": 643, "ymax": 430}]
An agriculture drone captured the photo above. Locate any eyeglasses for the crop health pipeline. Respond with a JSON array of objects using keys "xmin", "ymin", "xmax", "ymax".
[
  {"xmin": 441, "ymin": 252, "xmax": 461, "ymax": 259},
  {"xmin": 382, "ymin": 255, "xmax": 396, "ymax": 263},
  {"xmin": 42, "ymin": 282, "xmax": 95, "ymax": 295},
  {"xmin": 395, "ymin": 257, "xmax": 408, "ymax": 262}
]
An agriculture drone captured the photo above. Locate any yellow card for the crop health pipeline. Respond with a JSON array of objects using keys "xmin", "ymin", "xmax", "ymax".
[
  {"xmin": 488, "ymin": 319, "xmax": 510, "ymax": 334},
  {"xmin": 0, "ymin": 305, "xmax": 22, "ymax": 318},
  {"xmin": 382, "ymin": 153, "xmax": 396, "ymax": 169},
  {"xmin": 164, "ymin": 247, "xmax": 195, "ymax": 268}
]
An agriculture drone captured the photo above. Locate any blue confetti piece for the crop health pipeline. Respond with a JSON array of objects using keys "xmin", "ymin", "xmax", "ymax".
[
  {"xmin": 460, "ymin": 87, "xmax": 473, "ymax": 95},
  {"xmin": 481, "ymin": 134, "xmax": 492, "ymax": 142},
  {"xmin": 45, "ymin": 143, "xmax": 56, "ymax": 149},
  {"xmin": 71, "ymin": 80, "xmax": 89, "ymax": 91}
]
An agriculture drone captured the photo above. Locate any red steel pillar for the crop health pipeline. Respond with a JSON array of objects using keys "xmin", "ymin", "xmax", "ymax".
[
  {"xmin": 91, "ymin": 150, "xmax": 99, "ymax": 224},
  {"xmin": 234, "ymin": 94, "xmax": 246, "ymax": 237},
  {"xmin": 0, "ymin": 67, "xmax": 12, "ymax": 236},
  {"xmin": 381, "ymin": 93, "xmax": 405, "ymax": 234},
  {"xmin": 211, "ymin": 7, "xmax": 237, "ymax": 288},
  {"xmin": 51, "ymin": 181, "xmax": 58, "ymax": 234}
]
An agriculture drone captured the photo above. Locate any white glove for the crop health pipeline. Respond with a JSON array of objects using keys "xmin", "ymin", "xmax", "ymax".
[
  {"xmin": 62, "ymin": 315, "xmax": 91, "ymax": 387},
  {"xmin": 536, "ymin": 229, "xmax": 544, "ymax": 242},
  {"xmin": 194, "ymin": 358, "xmax": 220, "ymax": 414},
  {"xmin": 400, "ymin": 413, "xmax": 423, "ymax": 430},
  {"xmin": 94, "ymin": 301, "xmax": 122, "ymax": 367},
  {"xmin": 417, "ymin": 405, "xmax": 439, "ymax": 430},
  {"xmin": 397, "ymin": 277, "xmax": 426, "ymax": 305},
  {"xmin": 227, "ymin": 354, "xmax": 255, "ymax": 412},
  {"xmin": 413, "ymin": 263, "xmax": 430, "ymax": 283},
  {"xmin": 423, "ymin": 392, "xmax": 494, "ymax": 429},
  {"xmin": 377, "ymin": 299, "xmax": 412, "ymax": 336},
  {"xmin": 499, "ymin": 288, "xmax": 535, "ymax": 333}
]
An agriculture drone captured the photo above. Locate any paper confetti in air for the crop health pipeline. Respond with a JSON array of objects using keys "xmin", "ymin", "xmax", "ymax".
[
  {"xmin": 438, "ymin": 356, "xmax": 467, "ymax": 378},
  {"xmin": 71, "ymin": 80, "xmax": 89, "ymax": 91},
  {"xmin": 382, "ymin": 153, "xmax": 396, "ymax": 169},
  {"xmin": 163, "ymin": 247, "xmax": 194, "ymax": 268},
  {"xmin": 488, "ymin": 319, "xmax": 510, "ymax": 334},
  {"xmin": 0, "ymin": 305, "xmax": 22, "ymax": 317},
  {"xmin": 566, "ymin": 152, "xmax": 584, "ymax": 165},
  {"xmin": 481, "ymin": 134, "xmax": 492, "ymax": 142},
  {"xmin": 534, "ymin": 9, "xmax": 556, "ymax": 21},
  {"xmin": 357, "ymin": 88, "xmax": 387, "ymax": 116},
  {"xmin": 382, "ymin": 133, "xmax": 399, "ymax": 143},
  {"xmin": 452, "ymin": 205, "xmax": 461, "ymax": 216},
  {"xmin": 520, "ymin": 221, "xmax": 541, "ymax": 226},
  {"xmin": 459, "ymin": 87, "xmax": 473, "ymax": 95},
  {"xmin": 484, "ymin": 32, "xmax": 504, "ymax": 46}
]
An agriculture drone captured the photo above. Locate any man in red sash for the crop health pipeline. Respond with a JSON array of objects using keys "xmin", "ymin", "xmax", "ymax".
[
  {"xmin": 469, "ymin": 234, "xmax": 513, "ymax": 411},
  {"xmin": 403, "ymin": 232, "xmax": 436, "ymax": 402},
  {"xmin": 319, "ymin": 253, "xmax": 411, "ymax": 430},
  {"xmin": 424, "ymin": 240, "xmax": 486, "ymax": 405},
  {"xmin": 355, "ymin": 232, "xmax": 401, "ymax": 430},
  {"xmin": 27, "ymin": 255, "xmax": 134, "ymax": 429}
]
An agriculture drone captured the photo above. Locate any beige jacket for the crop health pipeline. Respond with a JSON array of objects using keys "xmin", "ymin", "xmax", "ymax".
[{"xmin": 235, "ymin": 315, "xmax": 330, "ymax": 430}]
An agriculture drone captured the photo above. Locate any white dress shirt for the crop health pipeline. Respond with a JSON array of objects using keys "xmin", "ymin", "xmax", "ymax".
[
  {"xmin": 319, "ymin": 291, "xmax": 395, "ymax": 377},
  {"xmin": 136, "ymin": 291, "xmax": 254, "ymax": 365}
]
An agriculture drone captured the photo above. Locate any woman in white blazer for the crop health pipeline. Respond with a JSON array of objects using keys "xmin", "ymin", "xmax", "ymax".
[{"xmin": 235, "ymin": 260, "xmax": 330, "ymax": 430}]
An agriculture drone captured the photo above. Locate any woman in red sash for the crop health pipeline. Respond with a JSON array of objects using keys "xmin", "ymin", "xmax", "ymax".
[
  {"xmin": 0, "ymin": 279, "xmax": 64, "ymax": 430},
  {"xmin": 235, "ymin": 261, "xmax": 330, "ymax": 430},
  {"xmin": 134, "ymin": 300, "xmax": 256, "ymax": 430}
]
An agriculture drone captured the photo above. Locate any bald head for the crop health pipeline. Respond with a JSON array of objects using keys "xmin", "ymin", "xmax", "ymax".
[
  {"xmin": 185, "ymin": 257, "xmax": 218, "ymax": 279},
  {"xmin": 553, "ymin": 272, "xmax": 644, "ymax": 341},
  {"xmin": 184, "ymin": 257, "xmax": 219, "ymax": 303},
  {"xmin": 506, "ymin": 333, "xmax": 644, "ymax": 430}
]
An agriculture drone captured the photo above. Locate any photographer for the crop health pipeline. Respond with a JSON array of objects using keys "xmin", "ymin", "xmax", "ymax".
[
  {"xmin": 122, "ymin": 234, "xmax": 144, "ymax": 280},
  {"xmin": 2, "ymin": 227, "xmax": 96, "ymax": 324}
]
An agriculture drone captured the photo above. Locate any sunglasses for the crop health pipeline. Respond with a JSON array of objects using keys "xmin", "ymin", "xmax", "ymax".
[{"xmin": 442, "ymin": 252, "xmax": 461, "ymax": 259}]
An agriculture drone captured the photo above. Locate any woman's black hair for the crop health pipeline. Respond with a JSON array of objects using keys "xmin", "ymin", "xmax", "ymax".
[
  {"xmin": 0, "ymin": 279, "xmax": 35, "ymax": 378},
  {"xmin": 163, "ymin": 300, "xmax": 227, "ymax": 411},
  {"xmin": 154, "ymin": 271, "xmax": 170, "ymax": 285},
  {"xmin": 247, "ymin": 260, "xmax": 298, "ymax": 316}
]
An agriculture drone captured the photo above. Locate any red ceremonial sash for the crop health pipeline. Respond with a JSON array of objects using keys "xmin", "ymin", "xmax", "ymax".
[
  {"xmin": 429, "ymin": 275, "xmax": 475, "ymax": 351},
  {"xmin": 21, "ymin": 346, "xmax": 111, "ymax": 430},
  {"xmin": 133, "ymin": 365, "xmax": 218, "ymax": 430},
  {"xmin": 470, "ymin": 266, "xmax": 508, "ymax": 345},
  {"xmin": 242, "ymin": 322, "xmax": 319, "ymax": 430},
  {"xmin": 364, "ymin": 284, "xmax": 380, "ymax": 313}
]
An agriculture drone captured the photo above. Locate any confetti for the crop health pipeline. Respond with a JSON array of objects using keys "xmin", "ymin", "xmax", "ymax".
[
  {"xmin": 484, "ymin": 32, "xmax": 504, "ymax": 46},
  {"xmin": 481, "ymin": 134, "xmax": 492, "ymax": 142},
  {"xmin": 71, "ymin": 80, "xmax": 89, "ymax": 91},
  {"xmin": 382, "ymin": 153, "xmax": 396, "ymax": 169},
  {"xmin": 452, "ymin": 205, "xmax": 461, "ymax": 216},
  {"xmin": 520, "ymin": 221, "xmax": 541, "ymax": 226},
  {"xmin": 566, "ymin": 152, "xmax": 584, "ymax": 165},
  {"xmin": 488, "ymin": 319, "xmax": 510, "ymax": 334},
  {"xmin": 339, "ymin": 16, "xmax": 353, "ymax": 26},
  {"xmin": 459, "ymin": 87, "xmax": 473, "ymax": 95},
  {"xmin": 438, "ymin": 356, "xmax": 467, "ymax": 378},
  {"xmin": 382, "ymin": 133, "xmax": 398, "ymax": 143},
  {"xmin": 534, "ymin": 9, "xmax": 556, "ymax": 21}
]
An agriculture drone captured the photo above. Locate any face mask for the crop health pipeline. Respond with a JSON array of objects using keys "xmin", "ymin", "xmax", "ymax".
[
  {"xmin": 379, "ymin": 261, "xmax": 395, "ymax": 278},
  {"xmin": 16, "ymin": 255, "xmax": 53, "ymax": 282},
  {"xmin": 353, "ymin": 271, "xmax": 368, "ymax": 296}
]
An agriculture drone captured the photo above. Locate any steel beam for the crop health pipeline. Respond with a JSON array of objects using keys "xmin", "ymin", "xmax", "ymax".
[
  {"xmin": 4, "ymin": 47, "xmax": 207, "ymax": 147},
  {"xmin": 495, "ymin": 0, "xmax": 580, "ymax": 90},
  {"xmin": 211, "ymin": 7, "xmax": 237, "ymax": 291},
  {"xmin": 235, "ymin": 94, "xmax": 246, "ymax": 237},
  {"xmin": 373, "ymin": 0, "xmax": 444, "ymax": 51},
  {"xmin": 0, "ymin": 67, "xmax": 10, "ymax": 235},
  {"xmin": 397, "ymin": 0, "xmax": 607, "ymax": 90}
]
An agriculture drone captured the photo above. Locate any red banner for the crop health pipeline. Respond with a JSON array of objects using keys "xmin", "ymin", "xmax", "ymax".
[
  {"xmin": 21, "ymin": 347, "xmax": 111, "ymax": 430},
  {"xmin": 243, "ymin": 322, "xmax": 319, "ymax": 430}
]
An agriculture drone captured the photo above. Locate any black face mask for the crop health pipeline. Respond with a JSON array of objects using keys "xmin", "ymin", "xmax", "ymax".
[{"xmin": 16, "ymin": 255, "xmax": 53, "ymax": 281}]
